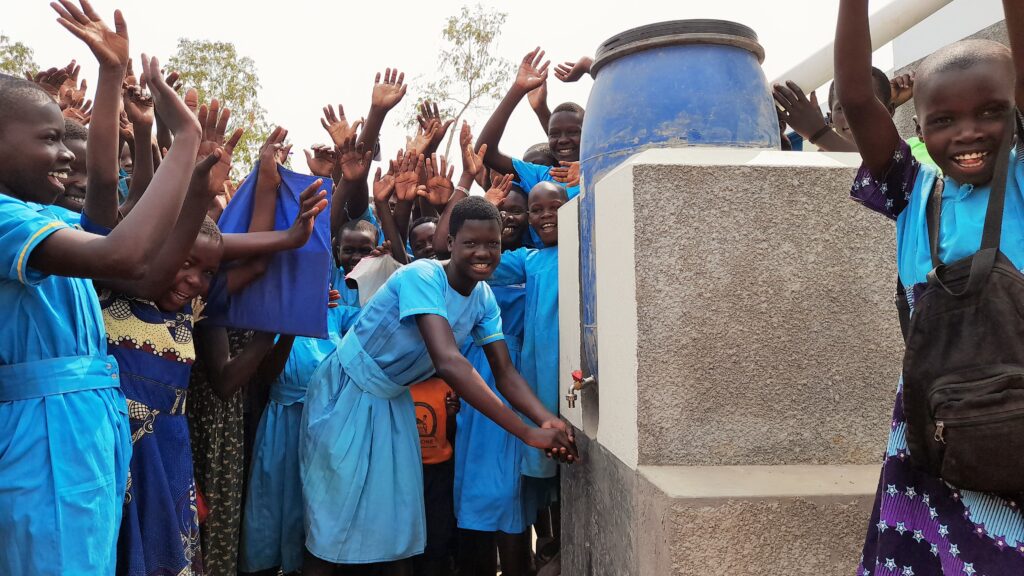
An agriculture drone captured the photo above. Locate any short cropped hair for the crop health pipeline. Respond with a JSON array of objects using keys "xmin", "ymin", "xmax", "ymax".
[
  {"xmin": 199, "ymin": 216, "xmax": 223, "ymax": 244},
  {"xmin": 0, "ymin": 74, "xmax": 52, "ymax": 125},
  {"xmin": 916, "ymin": 39, "xmax": 1012, "ymax": 86},
  {"xmin": 450, "ymin": 196, "xmax": 500, "ymax": 237},
  {"xmin": 552, "ymin": 102, "xmax": 585, "ymax": 116},
  {"xmin": 64, "ymin": 119, "xmax": 88, "ymax": 142},
  {"xmin": 341, "ymin": 218, "xmax": 379, "ymax": 242},
  {"xmin": 410, "ymin": 216, "xmax": 438, "ymax": 234}
]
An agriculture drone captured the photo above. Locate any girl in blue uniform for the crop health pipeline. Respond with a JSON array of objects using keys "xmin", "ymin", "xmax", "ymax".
[
  {"xmin": 300, "ymin": 196, "xmax": 576, "ymax": 575},
  {"xmin": 0, "ymin": 17, "xmax": 207, "ymax": 570},
  {"xmin": 434, "ymin": 150, "xmax": 536, "ymax": 574},
  {"xmin": 239, "ymin": 219, "xmax": 373, "ymax": 575},
  {"xmin": 484, "ymin": 182, "xmax": 567, "ymax": 548}
]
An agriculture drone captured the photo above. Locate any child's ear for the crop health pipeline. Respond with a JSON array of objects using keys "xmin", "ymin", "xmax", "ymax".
[
  {"xmin": 447, "ymin": 234, "xmax": 455, "ymax": 252},
  {"xmin": 913, "ymin": 115, "xmax": 923, "ymax": 139}
]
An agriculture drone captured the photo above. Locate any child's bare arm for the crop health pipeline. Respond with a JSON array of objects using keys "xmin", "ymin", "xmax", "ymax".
[
  {"xmin": 30, "ymin": 55, "xmax": 202, "ymax": 281},
  {"xmin": 52, "ymin": 0, "xmax": 128, "ymax": 229},
  {"xmin": 773, "ymin": 81, "xmax": 858, "ymax": 153},
  {"xmin": 356, "ymin": 69, "xmax": 407, "ymax": 154},
  {"xmin": 1002, "ymin": 0, "xmax": 1024, "ymax": 109},
  {"xmin": 221, "ymin": 180, "xmax": 328, "ymax": 261},
  {"xmin": 372, "ymin": 167, "xmax": 409, "ymax": 264},
  {"xmin": 119, "ymin": 81, "xmax": 156, "ymax": 216},
  {"xmin": 479, "ymin": 47, "xmax": 550, "ymax": 175},
  {"xmin": 250, "ymin": 127, "xmax": 288, "ymax": 234},
  {"xmin": 527, "ymin": 80, "xmax": 552, "ymax": 134},
  {"xmin": 434, "ymin": 124, "xmax": 486, "ymax": 258},
  {"xmin": 194, "ymin": 326, "xmax": 277, "ymax": 401},
  {"xmin": 834, "ymin": 0, "xmax": 901, "ymax": 176},
  {"xmin": 336, "ymin": 135, "xmax": 374, "ymax": 223}
]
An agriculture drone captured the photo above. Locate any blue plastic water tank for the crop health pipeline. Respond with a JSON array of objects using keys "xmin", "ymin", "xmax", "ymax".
[{"xmin": 579, "ymin": 20, "xmax": 779, "ymax": 382}]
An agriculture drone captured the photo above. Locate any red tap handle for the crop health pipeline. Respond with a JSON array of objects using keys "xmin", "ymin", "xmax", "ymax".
[{"xmin": 572, "ymin": 370, "xmax": 583, "ymax": 383}]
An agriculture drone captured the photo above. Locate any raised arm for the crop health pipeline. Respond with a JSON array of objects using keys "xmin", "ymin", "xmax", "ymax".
[
  {"xmin": 527, "ymin": 80, "xmax": 552, "ymax": 134},
  {"xmin": 221, "ymin": 179, "xmax": 327, "ymax": 261},
  {"xmin": 30, "ymin": 55, "xmax": 202, "ymax": 280},
  {"xmin": 336, "ymin": 134, "xmax": 374, "ymax": 224},
  {"xmin": 393, "ymin": 150, "xmax": 424, "ymax": 245},
  {"xmin": 119, "ymin": 80, "xmax": 156, "ymax": 216},
  {"xmin": 1002, "ymin": 0, "xmax": 1024, "ymax": 108},
  {"xmin": 51, "ymin": 0, "xmax": 128, "ymax": 229},
  {"xmin": 356, "ymin": 68, "xmax": 406, "ymax": 154},
  {"xmin": 554, "ymin": 56, "xmax": 593, "ymax": 83},
  {"xmin": 834, "ymin": 0, "xmax": 901, "ymax": 176},
  {"xmin": 478, "ymin": 47, "xmax": 550, "ymax": 175},
  {"xmin": 372, "ymin": 167, "xmax": 409, "ymax": 264},
  {"xmin": 416, "ymin": 314, "xmax": 575, "ymax": 459},
  {"xmin": 434, "ymin": 123, "xmax": 487, "ymax": 258},
  {"xmin": 773, "ymin": 81, "xmax": 858, "ymax": 152}
]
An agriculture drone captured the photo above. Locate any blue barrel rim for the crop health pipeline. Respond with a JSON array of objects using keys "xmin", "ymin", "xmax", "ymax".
[{"xmin": 592, "ymin": 19, "xmax": 765, "ymax": 76}]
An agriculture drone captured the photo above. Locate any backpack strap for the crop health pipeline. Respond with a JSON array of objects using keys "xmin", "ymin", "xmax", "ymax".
[{"xmin": 927, "ymin": 176, "xmax": 944, "ymax": 269}]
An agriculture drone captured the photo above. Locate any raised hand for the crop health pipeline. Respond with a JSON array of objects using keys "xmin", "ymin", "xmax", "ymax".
[
  {"xmin": 371, "ymin": 68, "xmax": 407, "ymax": 111},
  {"xmin": 772, "ymin": 81, "xmax": 828, "ymax": 139},
  {"xmin": 484, "ymin": 173, "xmax": 514, "ymax": 207},
  {"xmin": 554, "ymin": 57, "xmax": 593, "ymax": 83},
  {"xmin": 337, "ymin": 135, "xmax": 373, "ymax": 183},
  {"xmin": 51, "ymin": 0, "xmax": 129, "ymax": 70},
  {"xmin": 459, "ymin": 121, "xmax": 488, "ymax": 179},
  {"xmin": 258, "ymin": 126, "xmax": 288, "ymax": 186},
  {"xmin": 890, "ymin": 72, "xmax": 915, "ymax": 108},
  {"xmin": 57, "ymin": 61, "xmax": 89, "ymax": 110},
  {"xmin": 394, "ymin": 150, "xmax": 423, "ymax": 203},
  {"xmin": 417, "ymin": 101, "xmax": 455, "ymax": 152},
  {"xmin": 122, "ymin": 80, "xmax": 154, "ymax": 125},
  {"xmin": 368, "ymin": 240, "xmax": 393, "ymax": 259},
  {"xmin": 26, "ymin": 66, "xmax": 69, "ymax": 99},
  {"xmin": 197, "ymin": 100, "xmax": 243, "ymax": 197},
  {"xmin": 321, "ymin": 104, "xmax": 364, "ymax": 147},
  {"xmin": 284, "ymin": 179, "xmax": 329, "ymax": 248},
  {"xmin": 304, "ymin": 144, "xmax": 338, "ymax": 178},
  {"xmin": 64, "ymin": 101, "xmax": 93, "ymax": 124},
  {"xmin": 514, "ymin": 47, "xmax": 550, "ymax": 94},
  {"xmin": 140, "ymin": 54, "xmax": 199, "ymax": 136},
  {"xmin": 549, "ymin": 161, "xmax": 579, "ymax": 187},
  {"xmin": 419, "ymin": 153, "xmax": 454, "ymax": 207},
  {"xmin": 372, "ymin": 166, "xmax": 396, "ymax": 204},
  {"xmin": 406, "ymin": 120, "xmax": 439, "ymax": 157}
]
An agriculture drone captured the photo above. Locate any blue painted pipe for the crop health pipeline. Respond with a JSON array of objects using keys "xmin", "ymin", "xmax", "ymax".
[{"xmin": 579, "ymin": 20, "xmax": 779, "ymax": 383}]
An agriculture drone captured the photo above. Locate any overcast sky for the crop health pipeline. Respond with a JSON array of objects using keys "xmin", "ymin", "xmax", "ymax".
[{"xmin": 7, "ymin": 0, "xmax": 907, "ymax": 172}]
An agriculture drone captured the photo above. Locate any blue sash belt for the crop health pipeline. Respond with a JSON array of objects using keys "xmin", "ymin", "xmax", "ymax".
[
  {"xmin": 336, "ymin": 336, "xmax": 406, "ymax": 400},
  {"xmin": 0, "ymin": 354, "xmax": 120, "ymax": 401}
]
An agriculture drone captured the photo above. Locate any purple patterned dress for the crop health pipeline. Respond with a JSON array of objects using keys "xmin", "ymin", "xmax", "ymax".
[{"xmin": 852, "ymin": 136, "xmax": 1024, "ymax": 576}]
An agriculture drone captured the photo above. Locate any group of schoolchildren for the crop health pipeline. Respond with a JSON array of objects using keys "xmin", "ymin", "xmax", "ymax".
[
  {"xmin": 7, "ymin": 0, "xmax": 1024, "ymax": 574},
  {"xmin": 0, "ymin": 2, "xmax": 584, "ymax": 575}
]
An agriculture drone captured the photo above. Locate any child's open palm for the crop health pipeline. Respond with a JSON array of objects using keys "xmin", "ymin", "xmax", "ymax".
[
  {"xmin": 371, "ymin": 68, "xmax": 407, "ymax": 111},
  {"xmin": 419, "ymin": 153, "xmax": 455, "ymax": 207},
  {"xmin": 285, "ymin": 179, "xmax": 329, "ymax": 249},
  {"xmin": 515, "ymin": 47, "xmax": 550, "ymax": 93},
  {"xmin": 51, "ymin": 0, "xmax": 129, "ymax": 70},
  {"xmin": 338, "ymin": 135, "xmax": 373, "ymax": 183}
]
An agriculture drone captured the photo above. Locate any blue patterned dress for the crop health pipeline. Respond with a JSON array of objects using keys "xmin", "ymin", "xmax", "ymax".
[
  {"xmin": 851, "ymin": 136, "xmax": 1024, "ymax": 575},
  {"xmin": 102, "ymin": 292, "xmax": 204, "ymax": 576}
]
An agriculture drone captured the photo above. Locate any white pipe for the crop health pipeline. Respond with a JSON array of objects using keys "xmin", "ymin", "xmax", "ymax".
[{"xmin": 771, "ymin": 0, "xmax": 953, "ymax": 90}]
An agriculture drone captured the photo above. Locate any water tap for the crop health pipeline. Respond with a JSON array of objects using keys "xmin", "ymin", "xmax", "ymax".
[{"xmin": 566, "ymin": 370, "xmax": 596, "ymax": 408}]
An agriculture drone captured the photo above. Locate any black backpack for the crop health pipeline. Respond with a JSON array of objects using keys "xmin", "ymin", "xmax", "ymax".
[{"xmin": 902, "ymin": 115, "xmax": 1024, "ymax": 494}]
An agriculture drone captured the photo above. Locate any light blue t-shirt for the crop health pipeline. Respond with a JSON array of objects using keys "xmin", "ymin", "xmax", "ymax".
[
  {"xmin": 349, "ymin": 259, "xmax": 503, "ymax": 387},
  {"xmin": 0, "ymin": 194, "xmax": 107, "ymax": 364},
  {"xmin": 330, "ymin": 266, "xmax": 363, "ymax": 338}
]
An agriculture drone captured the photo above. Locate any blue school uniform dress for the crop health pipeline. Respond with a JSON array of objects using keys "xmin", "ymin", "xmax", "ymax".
[
  {"xmin": 240, "ymin": 274, "xmax": 357, "ymax": 574},
  {"xmin": 512, "ymin": 158, "xmax": 579, "ymax": 247},
  {"xmin": 301, "ymin": 259, "xmax": 504, "ymax": 564},
  {"xmin": 455, "ymin": 283, "xmax": 533, "ymax": 533},
  {"xmin": 488, "ymin": 246, "xmax": 560, "ymax": 483},
  {"xmin": 0, "ymin": 195, "xmax": 131, "ymax": 575},
  {"xmin": 101, "ymin": 293, "xmax": 204, "ymax": 576},
  {"xmin": 852, "ymin": 136, "xmax": 1024, "ymax": 575}
]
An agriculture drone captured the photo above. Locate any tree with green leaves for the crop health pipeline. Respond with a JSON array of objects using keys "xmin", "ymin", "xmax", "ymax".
[
  {"xmin": 0, "ymin": 33, "xmax": 38, "ymax": 76},
  {"xmin": 167, "ymin": 39, "xmax": 271, "ymax": 174},
  {"xmin": 404, "ymin": 4, "xmax": 512, "ymax": 157}
]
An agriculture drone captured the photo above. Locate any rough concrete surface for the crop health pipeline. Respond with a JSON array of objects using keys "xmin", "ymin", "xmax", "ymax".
[
  {"xmin": 663, "ymin": 494, "xmax": 873, "ymax": 575},
  {"xmin": 632, "ymin": 163, "xmax": 901, "ymax": 466}
]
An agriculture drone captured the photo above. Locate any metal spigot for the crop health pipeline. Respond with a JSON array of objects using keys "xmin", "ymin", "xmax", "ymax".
[{"xmin": 566, "ymin": 370, "xmax": 596, "ymax": 408}]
